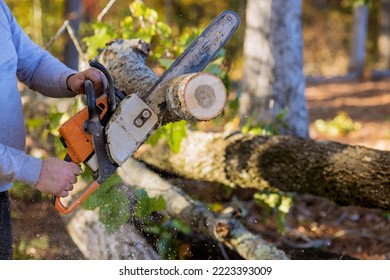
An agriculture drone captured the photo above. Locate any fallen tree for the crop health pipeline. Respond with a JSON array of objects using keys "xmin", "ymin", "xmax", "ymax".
[
  {"xmin": 59, "ymin": 38, "xmax": 390, "ymax": 260},
  {"xmin": 59, "ymin": 39, "xmax": 288, "ymax": 260},
  {"xmin": 138, "ymin": 131, "xmax": 390, "ymax": 211}
]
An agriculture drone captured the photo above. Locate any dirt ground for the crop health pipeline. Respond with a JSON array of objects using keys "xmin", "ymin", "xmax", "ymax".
[{"xmin": 10, "ymin": 78, "xmax": 390, "ymax": 260}]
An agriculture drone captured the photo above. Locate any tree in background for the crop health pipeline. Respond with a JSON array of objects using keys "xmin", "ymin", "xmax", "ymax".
[
  {"xmin": 378, "ymin": 0, "xmax": 390, "ymax": 68},
  {"xmin": 347, "ymin": 2, "xmax": 368, "ymax": 77},
  {"xmin": 64, "ymin": 0, "xmax": 81, "ymax": 70},
  {"xmin": 239, "ymin": 0, "xmax": 308, "ymax": 138}
]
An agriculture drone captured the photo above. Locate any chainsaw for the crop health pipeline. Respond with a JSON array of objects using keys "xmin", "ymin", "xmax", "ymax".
[{"xmin": 53, "ymin": 10, "xmax": 240, "ymax": 214}]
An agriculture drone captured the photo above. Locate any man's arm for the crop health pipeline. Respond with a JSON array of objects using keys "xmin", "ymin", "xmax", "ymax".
[
  {"xmin": 0, "ymin": 143, "xmax": 42, "ymax": 187},
  {"xmin": 2, "ymin": 1, "xmax": 106, "ymax": 98}
]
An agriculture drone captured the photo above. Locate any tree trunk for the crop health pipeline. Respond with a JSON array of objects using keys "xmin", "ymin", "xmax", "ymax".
[
  {"xmin": 64, "ymin": 0, "xmax": 81, "ymax": 70},
  {"xmin": 239, "ymin": 0, "xmax": 308, "ymax": 138},
  {"xmin": 378, "ymin": 0, "xmax": 390, "ymax": 68},
  {"xmin": 138, "ymin": 131, "xmax": 390, "ymax": 211},
  {"xmin": 348, "ymin": 4, "xmax": 368, "ymax": 77}
]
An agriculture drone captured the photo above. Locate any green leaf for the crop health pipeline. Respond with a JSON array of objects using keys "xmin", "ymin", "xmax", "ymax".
[
  {"xmin": 82, "ymin": 174, "xmax": 129, "ymax": 234},
  {"xmin": 134, "ymin": 189, "xmax": 166, "ymax": 219},
  {"xmin": 146, "ymin": 121, "xmax": 187, "ymax": 153},
  {"xmin": 83, "ymin": 23, "xmax": 117, "ymax": 58},
  {"xmin": 134, "ymin": 25, "xmax": 156, "ymax": 43},
  {"xmin": 146, "ymin": 125, "xmax": 167, "ymax": 146},
  {"xmin": 171, "ymin": 219, "xmax": 191, "ymax": 235},
  {"xmin": 121, "ymin": 16, "xmax": 135, "ymax": 39},
  {"xmin": 98, "ymin": 187, "xmax": 130, "ymax": 234},
  {"xmin": 156, "ymin": 21, "xmax": 172, "ymax": 38},
  {"xmin": 253, "ymin": 190, "xmax": 294, "ymax": 233},
  {"xmin": 83, "ymin": 174, "xmax": 123, "ymax": 211},
  {"xmin": 25, "ymin": 117, "xmax": 46, "ymax": 130},
  {"xmin": 166, "ymin": 120, "xmax": 187, "ymax": 153},
  {"xmin": 158, "ymin": 58, "xmax": 174, "ymax": 70}
]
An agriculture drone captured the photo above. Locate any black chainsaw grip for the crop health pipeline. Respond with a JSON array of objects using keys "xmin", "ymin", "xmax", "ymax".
[
  {"xmin": 84, "ymin": 80, "xmax": 98, "ymax": 119},
  {"xmin": 88, "ymin": 59, "xmax": 116, "ymax": 114}
]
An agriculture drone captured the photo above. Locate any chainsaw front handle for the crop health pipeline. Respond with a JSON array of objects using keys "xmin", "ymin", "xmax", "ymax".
[{"xmin": 52, "ymin": 180, "xmax": 100, "ymax": 215}]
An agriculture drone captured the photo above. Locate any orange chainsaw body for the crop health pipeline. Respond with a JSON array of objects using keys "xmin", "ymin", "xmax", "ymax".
[{"xmin": 59, "ymin": 95, "xmax": 109, "ymax": 164}]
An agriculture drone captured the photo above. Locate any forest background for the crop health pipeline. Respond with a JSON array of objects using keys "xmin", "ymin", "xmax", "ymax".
[{"xmin": 5, "ymin": 0, "xmax": 390, "ymax": 260}]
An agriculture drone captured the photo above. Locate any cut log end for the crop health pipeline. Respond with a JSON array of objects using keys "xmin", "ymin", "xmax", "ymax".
[{"xmin": 167, "ymin": 73, "xmax": 227, "ymax": 122}]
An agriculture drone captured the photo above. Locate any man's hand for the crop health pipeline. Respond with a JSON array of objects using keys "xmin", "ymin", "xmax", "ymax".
[
  {"xmin": 67, "ymin": 68, "xmax": 107, "ymax": 97},
  {"xmin": 36, "ymin": 158, "xmax": 83, "ymax": 197}
]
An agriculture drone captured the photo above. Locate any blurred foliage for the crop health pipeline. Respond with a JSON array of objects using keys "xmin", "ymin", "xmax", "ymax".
[
  {"xmin": 13, "ymin": 235, "xmax": 49, "ymax": 260},
  {"xmin": 83, "ymin": 1, "xmax": 177, "ymax": 59},
  {"xmin": 303, "ymin": 0, "xmax": 381, "ymax": 76},
  {"xmin": 83, "ymin": 174, "xmax": 130, "ymax": 234},
  {"xmin": 9, "ymin": 182, "xmax": 43, "ymax": 201},
  {"xmin": 254, "ymin": 190, "xmax": 295, "ymax": 234},
  {"xmin": 6, "ymin": 0, "xmax": 386, "ymax": 78},
  {"xmin": 134, "ymin": 189, "xmax": 192, "ymax": 259},
  {"xmin": 342, "ymin": 0, "xmax": 373, "ymax": 8},
  {"xmin": 314, "ymin": 111, "xmax": 362, "ymax": 137},
  {"xmin": 146, "ymin": 120, "xmax": 187, "ymax": 153},
  {"xmin": 241, "ymin": 109, "xmax": 289, "ymax": 136}
]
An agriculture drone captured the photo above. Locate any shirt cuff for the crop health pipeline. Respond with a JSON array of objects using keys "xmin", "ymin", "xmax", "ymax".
[
  {"xmin": 59, "ymin": 70, "xmax": 78, "ymax": 97},
  {"xmin": 18, "ymin": 155, "xmax": 43, "ymax": 186}
]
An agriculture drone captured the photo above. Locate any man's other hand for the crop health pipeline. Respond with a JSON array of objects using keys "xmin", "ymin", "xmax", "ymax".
[{"xmin": 36, "ymin": 158, "xmax": 83, "ymax": 197}]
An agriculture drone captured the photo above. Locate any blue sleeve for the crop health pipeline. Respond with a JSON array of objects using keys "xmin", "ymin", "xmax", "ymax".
[
  {"xmin": 0, "ymin": 143, "xmax": 42, "ymax": 188},
  {"xmin": 2, "ymin": 2, "xmax": 77, "ymax": 98}
]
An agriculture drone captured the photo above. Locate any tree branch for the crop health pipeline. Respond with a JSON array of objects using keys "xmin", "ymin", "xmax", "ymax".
[{"xmin": 118, "ymin": 159, "xmax": 289, "ymax": 260}]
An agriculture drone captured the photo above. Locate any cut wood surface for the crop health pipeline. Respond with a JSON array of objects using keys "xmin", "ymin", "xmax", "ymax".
[{"xmin": 165, "ymin": 73, "xmax": 227, "ymax": 122}]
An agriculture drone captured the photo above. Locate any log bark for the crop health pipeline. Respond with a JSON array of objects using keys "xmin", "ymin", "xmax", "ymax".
[
  {"xmin": 118, "ymin": 159, "xmax": 289, "ymax": 260},
  {"xmin": 64, "ymin": 207, "xmax": 159, "ymax": 260},
  {"xmin": 138, "ymin": 131, "xmax": 390, "ymax": 211}
]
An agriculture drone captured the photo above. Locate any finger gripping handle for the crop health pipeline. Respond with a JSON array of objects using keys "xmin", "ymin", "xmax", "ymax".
[{"xmin": 53, "ymin": 181, "xmax": 100, "ymax": 214}]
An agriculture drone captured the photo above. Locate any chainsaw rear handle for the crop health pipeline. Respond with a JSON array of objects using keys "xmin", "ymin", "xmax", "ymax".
[
  {"xmin": 53, "ymin": 180, "xmax": 101, "ymax": 214},
  {"xmin": 51, "ymin": 151, "xmax": 101, "ymax": 215}
]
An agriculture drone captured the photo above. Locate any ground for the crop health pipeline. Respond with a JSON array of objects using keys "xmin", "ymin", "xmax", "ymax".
[{"xmin": 9, "ymin": 78, "xmax": 390, "ymax": 260}]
